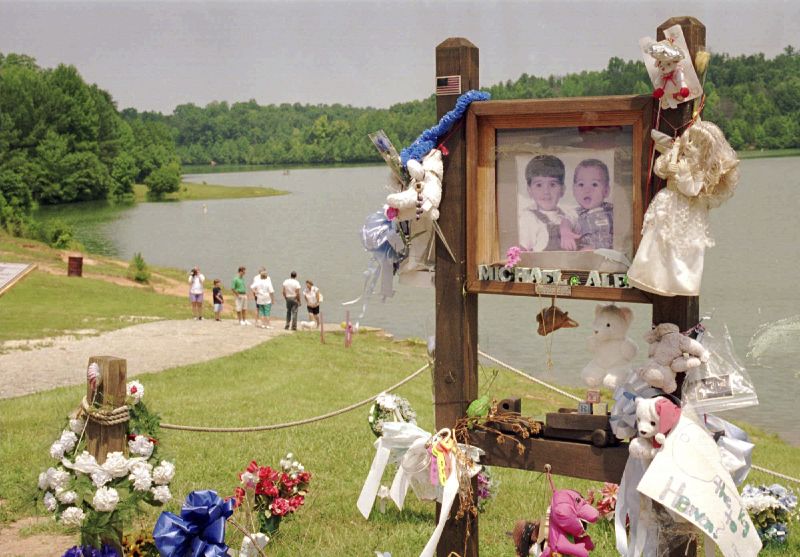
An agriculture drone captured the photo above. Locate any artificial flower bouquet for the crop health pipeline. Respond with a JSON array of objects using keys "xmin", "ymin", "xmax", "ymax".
[
  {"xmin": 38, "ymin": 380, "xmax": 175, "ymax": 553},
  {"xmin": 741, "ymin": 483, "xmax": 798, "ymax": 544},
  {"xmin": 230, "ymin": 453, "xmax": 311, "ymax": 551},
  {"xmin": 587, "ymin": 482, "xmax": 619, "ymax": 521},
  {"xmin": 368, "ymin": 392, "xmax": 417, "ymax": 437}
]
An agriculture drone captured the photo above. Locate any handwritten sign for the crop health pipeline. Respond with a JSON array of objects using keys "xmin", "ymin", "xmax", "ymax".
[{"xmin": 638, "ymin": 413, "xmax": 762, "ymax": 557}]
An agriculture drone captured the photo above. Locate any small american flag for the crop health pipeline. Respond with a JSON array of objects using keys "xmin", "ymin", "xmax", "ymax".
[{"xmin": 436, "ymin": 75, "xmax": 461, "ymax": 96}]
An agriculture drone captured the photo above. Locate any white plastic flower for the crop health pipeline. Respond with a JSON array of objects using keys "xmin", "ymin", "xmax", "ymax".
[
  {"xmin": 376, "ymin": 393, "xmax": 397, "ymax": 411},
  {"xmin": 102, "ymin": 451, "xmax": 129, "ymax": 478},
  {"xmin": 59, "ymin": 430, "xmax": 78, "ymax": 453},
  {"xmin": 240, "ymin": 471, "xmax": 258, "ymax": 488},
  {"xmin": 240, "ymin": 532, "xmax": 269, "ymax": 557},
  {"xmin": 38, "ymin": 472, "xmax": 49, "ymax": 490},
  {"xmin": 128, "ymin": 435, "xmax": 154, "ymax": 458},
  {"xmin": 68, "ymin": 418, "xmax": 86, "ymax": 434},
  {"xmin": 92, "ymin": 486, "xmax": 120, "ymax": 512},
  {"xmin": 49, "ymin": 440, "xmax": 67, "ymax": 460},
  {"xmin": 46, "ymin": 467, "xmax": 71, "ymax": 491},
  {"xmin": 70, "ymin": 451, "xmax": 99, "ymax": 474},
  {"xmin": 91, "ymin": 469, "xmax": 112, "ymax": 488},
  {"xmin": 56, "ymin": 489, "xmax": 78, "ymax": 504},
  {"xmin": 151, "ymin": 485, "xmax": 172, "ymax": 504},
  {"xmin": 43, "ymin": 491, "xmax": 57, "ymax": 512},
  {"xmin": 126, "ymin": 380, "xmax": 144, "ymax": 404},
  {"xmin": 153, "ymin": 461, "xmax": 175, "ymax": 485},
  {"xmin": 60, "ymin": 506, "xmax": 86, "ymax": 527},
  {"xmin": 129, "ymin": 462, "xmax": 153, "ymax": 492}
]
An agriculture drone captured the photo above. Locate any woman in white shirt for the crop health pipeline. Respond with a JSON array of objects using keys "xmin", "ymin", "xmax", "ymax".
[
  {"xmin": 303, "ymin": 280, "xmax": 322, "ymax": 328},
  {"xmin": 188, "ymin": 266, "xmax": 205, "ymax": 320}
]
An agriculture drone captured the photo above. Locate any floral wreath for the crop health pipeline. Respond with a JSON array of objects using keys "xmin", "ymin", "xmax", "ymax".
[
  {"xmin": 38, "ymin": 378, "xmax": 175, "ymax": 552},
  {"xmin": 367, "ymin": 392, "xmax": 417, "ymax": 437}
]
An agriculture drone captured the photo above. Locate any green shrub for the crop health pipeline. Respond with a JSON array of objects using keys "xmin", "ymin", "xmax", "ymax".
[{"xmin": 128, "ymin": 252, "xmax": 151, "ymax": 283}]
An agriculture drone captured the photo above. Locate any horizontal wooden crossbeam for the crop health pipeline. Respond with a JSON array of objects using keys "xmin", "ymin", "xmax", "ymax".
[{"xmin": 470, "ymin": 431, "xmax": 629, "ymax": 483}]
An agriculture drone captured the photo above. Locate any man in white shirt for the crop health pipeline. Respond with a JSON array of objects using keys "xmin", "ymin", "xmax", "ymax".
[
  {"xmin": 282, "ymin": 271, "xmax": 302, "ymax": 331},
  {"xmin": 250, "ymin": 268, "xmax": 275, "ymax": 329}
]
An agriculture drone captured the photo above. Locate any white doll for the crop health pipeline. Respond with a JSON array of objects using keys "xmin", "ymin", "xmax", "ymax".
[{"xmin": 627, "ymin": 120, "xmax": 739, "ymax": 296}]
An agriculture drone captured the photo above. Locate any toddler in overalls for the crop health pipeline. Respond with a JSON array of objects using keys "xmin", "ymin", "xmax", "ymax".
[
  {"xmin": 518, "ymin": 155, "xmax": 571, "ymax": 252},
  {"xmin": 571, "ymin": 159, "xmax": 613, "ymax": 250}
]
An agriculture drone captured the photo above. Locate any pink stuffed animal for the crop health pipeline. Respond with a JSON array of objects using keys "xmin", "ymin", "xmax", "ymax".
[
  {"xmin": 636, "ymin": 323, "xmax": 709, "ymax": 394},
  {"xmin": 628, "ymin": 396, "xmax": 682, "ymax": 459},
  {"xmin": 541, "ymin": 489, "xmax": 599, "ymax": 557}
]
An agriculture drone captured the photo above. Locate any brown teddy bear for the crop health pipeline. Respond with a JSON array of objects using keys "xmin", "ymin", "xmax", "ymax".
[{"xmin": 636, "ymin": 323, "xmax": 709, "ymax": 394}]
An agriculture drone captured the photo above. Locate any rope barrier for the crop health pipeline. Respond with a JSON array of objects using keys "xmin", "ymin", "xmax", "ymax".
[
  {"xmin": 751, "ymin": 465, "xmax": 800, "ymax": 486},
  {"xmin": 80, "ymin": 395, "xmax": 129, "ymax": 426},
  {"xmin": 159, "ymin": 362, "xmax": 430, "ymax": 433},
  {"xmin": 477, "ymin": 350, "xmax": 583, "ymax": 403}
]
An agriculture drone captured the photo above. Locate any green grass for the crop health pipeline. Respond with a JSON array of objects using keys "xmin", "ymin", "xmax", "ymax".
[
  {"xmin": 1, "ymin": 332, "xmax": 797, "ymax": 556},
  {"xmin": 132, "ymin": 181, "xmax": 286, "ymax": 202},
  {"xmin": 0, "ymin": 270, "xmax": 186, "ymax": 343}
]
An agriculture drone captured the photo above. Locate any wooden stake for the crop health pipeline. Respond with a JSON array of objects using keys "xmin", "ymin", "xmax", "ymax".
[{"xmin": 85, "ymin": 356, "xmax": 128, "ymax": 463}]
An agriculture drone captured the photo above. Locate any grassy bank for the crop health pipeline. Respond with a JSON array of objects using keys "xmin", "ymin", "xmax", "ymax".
[
  {"xmin": 0, "ymin": 332, "xmax": 798, "ymax": 555},
  {"xmin": 133, "ymin": 181, "xmax": 286, "ymax": 202},
  {"xmin": 737, "ymin": 148, "xmax": 800, "ymax": 159},
  {"xmin": 0, "ymin": 234, "xmax": 190, "ymax": 343}
]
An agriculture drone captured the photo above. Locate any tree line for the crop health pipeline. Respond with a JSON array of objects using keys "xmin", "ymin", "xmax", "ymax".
[
  {"xmin": 1, "ymin": 46, "xmax": 798, "ymax": 235},
  {"xmin": 0, "ymin": 53, "xmax": 181, "ymax": 236}
]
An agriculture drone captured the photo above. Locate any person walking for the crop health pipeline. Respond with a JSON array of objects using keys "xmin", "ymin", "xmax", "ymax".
[
  {"xmin": 302, "ymin": 279, "xmax": 322, "ymax": 328},
  {"xmin": 282, "ymin": 271, "xmax": 302, "ymax": 331},
  {"xmin": 231, "ymin": 266, "xmax": 250, "ymax": 325},
  {"xmin": 188, "ymin": 266, "xmax": 205, "ymax": 320},
  {"xmin": 251, "ymin": 268, "xmax": 275, "ymax": 329}
]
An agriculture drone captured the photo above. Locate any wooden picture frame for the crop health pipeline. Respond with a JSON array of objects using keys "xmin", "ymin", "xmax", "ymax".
[{"xmin": 466, "ymin": 95, "xmax": 654, "ymax": 303}]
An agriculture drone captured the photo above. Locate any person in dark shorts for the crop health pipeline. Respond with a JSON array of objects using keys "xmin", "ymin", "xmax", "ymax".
[{"xmin": 302, "ymin": 279, "xmax": 322, "ymax": 328}]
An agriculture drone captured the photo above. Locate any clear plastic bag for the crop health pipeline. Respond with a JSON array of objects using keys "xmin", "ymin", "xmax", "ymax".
[{"xmin": 681, "ymin": 323, "xmax": 758, "ymax": 414}]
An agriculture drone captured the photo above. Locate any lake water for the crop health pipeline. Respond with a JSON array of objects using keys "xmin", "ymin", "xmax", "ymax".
[{"xmin": 74, "ymin": 158, "xmax": 800, "ymax": 445}]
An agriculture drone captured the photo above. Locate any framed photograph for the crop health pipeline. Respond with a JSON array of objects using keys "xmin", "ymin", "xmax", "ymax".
[{"xmin": 465, "ymin": 96, "xmax": 653, "ymax": 302}]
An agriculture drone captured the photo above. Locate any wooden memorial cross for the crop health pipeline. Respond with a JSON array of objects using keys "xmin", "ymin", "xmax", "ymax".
[{"xmin": 433, "ymin": 16, "xmax": 706, "ymax": 557}]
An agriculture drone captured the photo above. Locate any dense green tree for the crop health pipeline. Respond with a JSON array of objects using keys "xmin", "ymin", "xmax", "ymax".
[{"xmin": 144, "ymin": 160, "xmax": 181, "ymax": 199}]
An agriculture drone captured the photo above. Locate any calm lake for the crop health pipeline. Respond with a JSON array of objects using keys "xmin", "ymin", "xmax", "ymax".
[{"xmin": 45, "ymin": 158, "xmax": 800, "ymax": 445}]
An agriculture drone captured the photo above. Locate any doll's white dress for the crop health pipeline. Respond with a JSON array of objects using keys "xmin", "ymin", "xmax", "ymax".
[{"xmin": 627, "ymin": 161, "xmax": 712, "ymax": 296}]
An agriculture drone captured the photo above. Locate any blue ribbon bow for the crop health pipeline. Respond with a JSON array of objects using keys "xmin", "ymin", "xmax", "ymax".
[{"xmin": 153, "ymin": 490, "xmax": 234, "ymax": 557}]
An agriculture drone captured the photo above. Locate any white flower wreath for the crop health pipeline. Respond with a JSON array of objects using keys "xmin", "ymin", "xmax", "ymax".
[{"xmin": 368, "ymin": 392, "xmax": 417, "ymax": 437}]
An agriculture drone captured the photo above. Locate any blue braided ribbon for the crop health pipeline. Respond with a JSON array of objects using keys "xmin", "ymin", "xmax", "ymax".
[{"xmin": 400, "ymin": 90, "xmax": 490, "ymax": 166}]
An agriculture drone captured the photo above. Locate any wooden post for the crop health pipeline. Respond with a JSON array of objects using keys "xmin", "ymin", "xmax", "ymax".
[
  {"xmin": 85, "ymin": 356, "xmax": 128, "ymax": 463},
  {"xmin": 434, "ymin": 38, "xmax": 479, "ymax": 557},
  {"xmin": 651, "ymin": 16, "xmax": 705, "ymax": 557}
]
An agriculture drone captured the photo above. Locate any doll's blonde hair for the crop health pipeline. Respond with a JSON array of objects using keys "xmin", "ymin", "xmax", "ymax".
[{"xmin": 677, "ymin": 119, "xmax": 739, "ymax": 208}]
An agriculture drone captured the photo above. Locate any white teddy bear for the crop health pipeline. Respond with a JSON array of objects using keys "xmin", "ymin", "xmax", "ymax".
[
  {"xmin": 581, "ymin": 304, "xmax": 638, "ymax": 389},
  {"xmin": 385, "ymin": 149, "xmax": 443, "ymax": 222},
  {"xmin": 628, "ymin": 396, "xmax": 682, "ymax": 459},
  {"xmin": 636, "ymin": 323, "xmax": 709, "ymax": 394}
]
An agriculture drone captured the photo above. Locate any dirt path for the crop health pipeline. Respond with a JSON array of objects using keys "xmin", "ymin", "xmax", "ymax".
[{"xmin": 0, "ymin": 318, "xmax": 294, "ymax": 399}]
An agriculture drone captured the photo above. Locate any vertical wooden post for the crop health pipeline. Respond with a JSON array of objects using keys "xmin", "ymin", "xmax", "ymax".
[
  {"xmin": 85, "ymin": 356, "xmax": 128, "ymax": 463},
  {"xmin": 651, "ymin": 16, "xmax": 705, "ymax": 557},
  {"xmin": 434, "ymin": 38, "xmax": 479, "ymax": 557}
]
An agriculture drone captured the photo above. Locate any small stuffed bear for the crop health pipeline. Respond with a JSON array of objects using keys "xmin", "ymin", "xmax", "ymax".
[
  {"xmin": 581, "ymin": 304, "xmax": 638, "ymax": 389},
  {"xmin": 628, "ymin": 396, "xmax": 682, "ymax": 459},
  {"xmin": 636, "ymin": 323, "xmax": 709, "ymax": 394},
  {"xmin": 646, "ymin": 39, "xmax": 690, "ymax": 109},
  {"xmin": 385, "ymin": 149, "xmax": 443, "ymax": 221}
]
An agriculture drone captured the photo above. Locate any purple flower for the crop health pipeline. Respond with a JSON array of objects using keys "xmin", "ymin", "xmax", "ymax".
[{"xmin": 61, "ymin": 546, "xmax": 120, "ymax": 557}]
